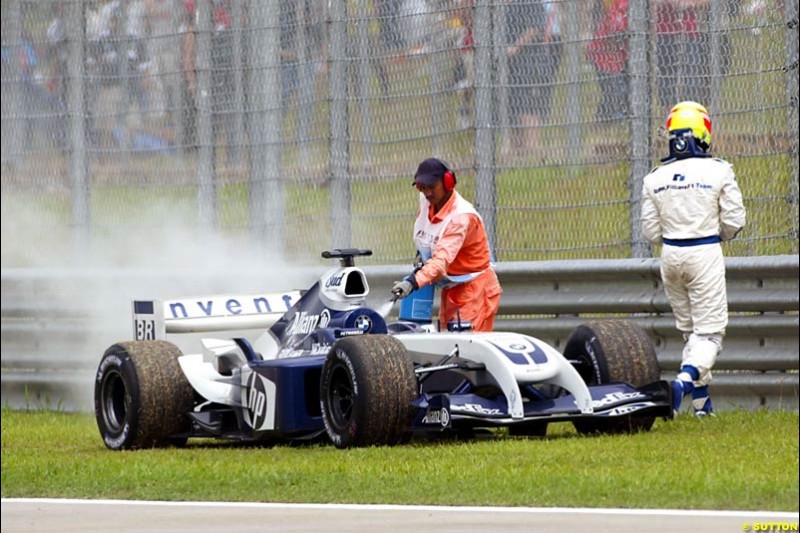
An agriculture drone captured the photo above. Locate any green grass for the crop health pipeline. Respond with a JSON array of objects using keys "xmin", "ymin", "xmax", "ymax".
[
  {"xmin": 2, "ymin": 408, "xmax": 797, "ymax": 510},
  {"xmin": 3, "ymin": 148, "xmax": 795, "ymax": 268}
]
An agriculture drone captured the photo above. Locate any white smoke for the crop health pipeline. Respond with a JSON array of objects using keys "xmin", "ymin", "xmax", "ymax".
[{"xmin": 2, "ymin": 197, "xmax": 321, "ymax": 412}]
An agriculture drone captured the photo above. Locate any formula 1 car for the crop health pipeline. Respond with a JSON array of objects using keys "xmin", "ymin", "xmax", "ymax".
[{"xmin": 94, "ymin": 249, "xmax": 673, "ymax": 450}]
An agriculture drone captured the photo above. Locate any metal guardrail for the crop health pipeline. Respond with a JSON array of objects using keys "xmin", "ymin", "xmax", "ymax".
[{"xmin": 2, "ymin": 256, "xmax": 798, "ymax": 412}]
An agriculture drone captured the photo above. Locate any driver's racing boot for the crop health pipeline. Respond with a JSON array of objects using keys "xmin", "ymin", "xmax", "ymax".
[
  {"xmin": 671, "ymin": 365, "xmax": 699, "ymax": 415},
  {"xmin": 692, "ymin": 386, "xmax": 715, "ymax": 418}
]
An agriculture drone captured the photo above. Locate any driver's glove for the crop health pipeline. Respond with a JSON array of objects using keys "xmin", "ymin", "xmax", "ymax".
[{"xmin": 391, "ymin": 275, "xmax": 418, "ymax": 300}]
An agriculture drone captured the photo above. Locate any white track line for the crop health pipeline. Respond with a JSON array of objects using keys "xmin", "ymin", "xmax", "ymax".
[{"xmin": 3, "ymin": 498, "xmax": 797, "ymax": 519}]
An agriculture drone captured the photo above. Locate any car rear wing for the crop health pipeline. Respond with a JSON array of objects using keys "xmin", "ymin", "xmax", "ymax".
[{"xmin": 132, "ymin": 291, "xmax": 302, "ymax": 340}]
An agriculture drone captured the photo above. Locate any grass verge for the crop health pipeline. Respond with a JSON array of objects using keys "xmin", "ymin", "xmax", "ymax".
[{"xmin": 2, "ymin": 408, "xmax": 797, "ymax": 510}]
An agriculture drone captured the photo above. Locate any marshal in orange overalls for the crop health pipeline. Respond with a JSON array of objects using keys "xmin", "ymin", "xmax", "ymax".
[{"xmin": 411, "ymin": 190, "xmax": 502, "ymax": 332}]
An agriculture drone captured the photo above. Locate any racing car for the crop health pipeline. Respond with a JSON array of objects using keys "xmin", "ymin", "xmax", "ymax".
[{"xmin": 94, "ymin": 248, "xmax": 673, "ymax": 450}]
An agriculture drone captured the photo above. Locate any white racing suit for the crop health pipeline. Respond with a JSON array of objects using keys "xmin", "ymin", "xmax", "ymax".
[{"xmin": 641, "ymin": 156, "xmax": 746, "ymax": 390}]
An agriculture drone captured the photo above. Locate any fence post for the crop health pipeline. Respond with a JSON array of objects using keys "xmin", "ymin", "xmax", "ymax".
[
  {"xmin": 296, "ymin": 0, "xmax": 314, "ymax": 165},
  {"xmin": 627, "ymin": 0, "xmax": 651, "ymax": 258},
  {"xmin": 329, "ymin": 0, "xmax": 351, "ymax": 248},
  {"xmin": 3, "ymin": 0, "xmax": 22, "ymax": 170},
  {"xmin": 174, "ymin": 3, "xmax": 188, "ymax": 160},
  {"xmin": 247, "ymin": 0, "xmax": 284, "ymax": 253},
  {"xmin": 562, "ymin": 0, "xmax": 581, "ymax": 170},
  {"xmin": 116, "ymin": 1, "xmax": 131, "ymax": 164},
  {"xmin": 708, "ymin": 0, "xmax": 723, "ymax": 131},
  {"xmin": 357, "ymin": 0, "xmax": 373, "ymax": 167},
  {"xmin": 494, "ymin": 1, "xmax": 510, "ymax": 159},
  {"xmin": 67, "ymin": 0, "xmax": 90, "ymax": 256},
  {"xmin": 787, "ymin": 0, "xmax": 799, "ymax": 251},
  {"xmin": 474, "ymin": 0, "xmax": 497, "ymax": 256},
  {"xmin": 231, "ymin": 0, "xmax": 244, "ymax": 167},
  {"xmin": 427, "ymin": 15, "xmax": 445, "ymax": 156},
  {"xmin": 195, "ymin": 0, "xmax": 216, "ymax": 230}
]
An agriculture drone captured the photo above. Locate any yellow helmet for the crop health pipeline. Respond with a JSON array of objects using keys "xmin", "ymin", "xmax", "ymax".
[{"xmin": 666, "ymin": 101, "xmax": 712, "ymax": 148}]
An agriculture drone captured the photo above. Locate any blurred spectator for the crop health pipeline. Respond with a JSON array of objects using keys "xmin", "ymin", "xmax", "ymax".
[
  {"xmin": 45, "ymin": 2, "xmax": 69, "ymax": 148},
  {"xmin": 209, "ymin": 0, "xmax": 238, "ymax": 164},
  {"xmin": 179, "ymin": 1, "xmax": 198, "ymax": 151},
  {"xmin": 506, "ymin": 0, "xmax": 563, "ymax": 158},
  {"xmin": 1, "ymin": 30, "xmax": 41, "ymax": 160},
  {"xmin": 280, "ymin": 0, "xmax": 300, "ymax": 106},
  {"xmin": 586, "ymin": 0, "xmax": 628, "ymax": 122},
  {"xmin": 80, "ymin": 0, "xmax": 151, "ymax": 147},
  {"xmin": 46, "ymin": 3, "xmax": 68, "ymax": 107},
  {"xmin": 399, "ymin": 0, "xmax": 433, "ymax": 53},
  {"xmin": 279, "ymin": 0, "xmax": 328, "ymax": 159},
  {"xmin": 122, "ymin": 0, "xmax": 152, "ymax": 126},
  {"xmin": 377, "ymin": 0, "xmax": 402, "ymax": 52},
  {"xmin": 654, "ymin": 0, "xmax": 711, "ymax": 113},
  {"xmin": 279, "ymin": 0, "xmax": 327, "ymax": 100},
  {"xmin": 146, "ymin": 0, "xmax": 184, "ymax": 123}
]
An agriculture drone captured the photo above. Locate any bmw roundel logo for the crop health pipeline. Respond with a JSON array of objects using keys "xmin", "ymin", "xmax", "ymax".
[{"xmin": 354, "ymin": 314, "xmax": 372, "ymax": 332}]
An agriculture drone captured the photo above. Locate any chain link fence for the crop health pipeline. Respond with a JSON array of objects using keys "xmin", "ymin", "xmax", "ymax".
[{"xmin": 2, "ymin": 0, "xmax": 798, "ymax": 268}]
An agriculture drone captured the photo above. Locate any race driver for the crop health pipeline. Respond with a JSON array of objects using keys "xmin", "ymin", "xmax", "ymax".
[
  {"xmin": 640, "ymin": 101, "xmax": 746, "ymax": 417},
  {"xmin": 391, "ymin": 157, "xmax": 502, "ymax": 332}
]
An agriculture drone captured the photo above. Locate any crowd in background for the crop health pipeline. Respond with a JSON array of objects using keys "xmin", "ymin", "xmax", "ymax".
[{"xmin": 1, "ymin": 0, "xmax": 769, "ymax": 162}]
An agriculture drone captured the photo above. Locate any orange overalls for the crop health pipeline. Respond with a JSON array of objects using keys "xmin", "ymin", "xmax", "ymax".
[{"xmin": 411, "ymin": 191, "xmax": 502, "ymax": 332}]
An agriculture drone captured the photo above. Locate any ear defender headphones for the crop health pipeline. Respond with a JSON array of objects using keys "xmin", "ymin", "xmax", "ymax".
[
  {"xmin": 443, "ymin": 165, "xmax": 457, "ymax": 192},
  {"xmin": 413, "ymin": 158, "xmax": 457, "ymax": 192}
]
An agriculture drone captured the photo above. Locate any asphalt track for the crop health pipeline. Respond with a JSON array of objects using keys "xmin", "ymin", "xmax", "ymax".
[{"xmin": 2, "ymin": 499, "xmax": 798, "ymax": 533}]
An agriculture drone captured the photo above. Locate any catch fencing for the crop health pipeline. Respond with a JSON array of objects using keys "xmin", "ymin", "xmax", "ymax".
[
  {"xmin": 1, "ymin": 0, "xmax": 798, "ymax": 267},
  {"xmin": 1, "ymin": 256, "xmax": 797, "ymax": 412}
]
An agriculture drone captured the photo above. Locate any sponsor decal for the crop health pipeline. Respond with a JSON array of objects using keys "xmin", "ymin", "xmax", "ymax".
[
  {"xmin": 415, "ymin": 229, "xmax": 436, "ymax": 249},
  {"xmin": 336, "ymin": 349, "xmax": 358, "ymax": 395},
  {"xmin": 246, "ymin": 372, "xmax": 269, "ymax": 430},
  {"xmin": 422, "ymin": 408, "xmax": 450, "ymax": 427},
  {"xmin": 278, "ymin": 342, "xmax": 331, "ymax": 358},
  {"xmin": 165, "ymin": 293, "xmax": 298, "ymax": 320},
  {"xmin": 584, "ymin": 337, "xmax": 603, "ymax": 383},
  {"xmin": 104, "ymin": 424, "xmax": 130, "ymax": 449},
  {"xmin": 601, "ymin": 402, "xmax": 655, "ymax": 416},
  {"xmin": 284, "ymin": 309, "xmax": 330, "ymax": 337},
  {"xmin": 241, "ymin": 372, "xmax": 276, "ymax": 431},
  {"xmin": 319, "ymin": 309, "xmax": 331, "ymax": 328},
  {"xmin": 591, "ymin": 391, "xmax": 646, "ymax": 408},
  {"xmin": 287, "ymin": 311, "xmax": 321, "ymax": 336},
  {"xmin": 653, "ymin": 182, "xmax": 714, "ymax": 194},
  {"xmin": 325, "ymin": 272, "xmax": 345, "ymax": 288},
  {"xmin": 337, "ymin": 329, "xmax": 364, "ymax": 337},
  {"xmin": 97, "ymin": 355, "xmax": 123, "ymax": 382},
  {"xmin": 489, "ymin": 338, "xmax": 548, "ymax": 365},
  {"xmin": 311, "ymin": 342, "xmax": 331, "ymax": 355},
  {"xmin": 134, "ymin": 318, "xmax": 156, "ymax": 340},
  {"xmin": 354, "ymin": 314, "xmax": 372, "ymax": 332},
  {"xmin": 451, "ymin": 403, "xmax": 502, "ymax": 416}
]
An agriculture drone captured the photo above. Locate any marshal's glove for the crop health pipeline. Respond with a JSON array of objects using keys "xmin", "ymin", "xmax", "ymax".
[
  {"xmin": 391, "ymin": 275, "xmax": 419, "ymax": 300},
  {"xmin": 413, "ymin": 251, "xmax": 424, "ymax": 271}
]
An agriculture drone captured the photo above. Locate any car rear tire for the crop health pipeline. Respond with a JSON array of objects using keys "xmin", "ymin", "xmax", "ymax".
[
  {"xmin": 563, "ymin": 320, "xmax": 660, "ymax": 435},
  {"xmin": 94, "ymin": 340, "xmax": 194, "ymax": 450},
  {"xmin": 320, "ymin": 335, "xmax": 417, "ymax": 448}
]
